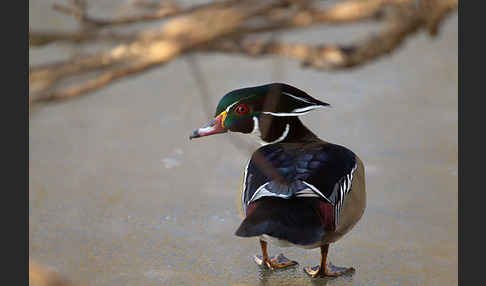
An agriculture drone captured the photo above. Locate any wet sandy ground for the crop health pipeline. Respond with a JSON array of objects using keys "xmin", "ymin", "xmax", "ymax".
[{"xmin": 29, "ymin": 3, "xmax": 457, "ymax": 285}]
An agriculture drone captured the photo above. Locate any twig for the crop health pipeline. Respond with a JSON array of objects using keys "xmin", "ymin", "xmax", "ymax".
[
  {"xmin": 38, "ymin": 60, "xmax": 163, "ymax": 102},
  {"xmin": 50, "ymin": 0, "xmax": 241, "ymax": 28},
  {"xmin": 53, "ymin": 4, "xmax": 181, "ymax": 27},
  {"xmin": 29, "ymin": 30, "xmax": 134, "ymax": 46}
]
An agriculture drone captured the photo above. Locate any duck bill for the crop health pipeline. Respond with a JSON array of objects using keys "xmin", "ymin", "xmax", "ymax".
[{"xmin": 189, "ymin": 111, "xmax": 228, "ymax": 140}]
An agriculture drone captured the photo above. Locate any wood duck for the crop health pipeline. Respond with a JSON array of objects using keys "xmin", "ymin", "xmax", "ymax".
[{"xmin": 190, "ymin": 83, "xmax": 366, "ymax": 278}]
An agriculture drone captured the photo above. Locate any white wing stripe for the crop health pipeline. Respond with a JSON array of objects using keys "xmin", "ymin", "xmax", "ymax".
[
  {"xmin": 242, "ymin": 160, "xmax": 251, "ymax": 215},
  {"xmin": 302, "ymin": 181, "xmax": 332, "ymax": 203},
  {"xmin": 335, "ymin": 163, "xmax": 358, "ymax": 226},
  {"xmin": 248, "ymin": 182, "xmax": 271, "ymax": 203},
  {"xmin": 246, "ymin": 180, "xmax": 333, "ymax": 204}
]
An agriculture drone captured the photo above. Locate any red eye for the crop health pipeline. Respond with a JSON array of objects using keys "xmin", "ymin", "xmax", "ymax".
[{"xmin": 235, "ymin": 104, "xmax": 249, "ymax": 115}]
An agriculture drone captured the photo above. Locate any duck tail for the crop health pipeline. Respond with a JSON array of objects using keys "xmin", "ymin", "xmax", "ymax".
[{"xmin": 234, "ymin": 197, "xmax": 325, "ymax": 246}]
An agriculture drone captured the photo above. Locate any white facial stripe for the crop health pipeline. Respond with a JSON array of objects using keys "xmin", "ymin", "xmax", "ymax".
[
  {"xmin": 282, "ymin": 91, "xmax": 313, "ymax": 104},
  {"xmin": 262, "ymin": 111, "xmax": 311, "ymax": 116},
  {"xmin": 262, "ymin": 112, "xmax": 304, "ymax": 117},
  {"xmin": 292, "ymin": 105, "xmax": 327, "ymax": 113},
  {"xmin": 262, "ymin": 105, "xmax": 327, "ymax": 116},
  {"xmin": 224, "ymin": 101, "xmax": 238, "ymax": 112}
]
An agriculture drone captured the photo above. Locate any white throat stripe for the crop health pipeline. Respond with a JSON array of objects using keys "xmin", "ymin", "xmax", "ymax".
[
  {"xmin": 267, "ymin": 124, "xmax": 290, "ymax": 144},
  {"xmin": 251, "ymin": 117, "xmax": 290, "ymax": 146}
]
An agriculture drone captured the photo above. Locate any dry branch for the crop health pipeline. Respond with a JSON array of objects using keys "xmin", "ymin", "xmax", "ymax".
[
  {"xmin": 205, "ymin": 2, "xmax": 425, "ymax": 68},
  {"xmin": 29, "ymin": 0, "xmax": 457, "ymax": 104},
  {"xmin": 52, "ymin": 2, "xmax": 180, "ymax": 28},
  {"xmin": 31, "ymin": 0, "xmax": 281, "ymax": 102}
]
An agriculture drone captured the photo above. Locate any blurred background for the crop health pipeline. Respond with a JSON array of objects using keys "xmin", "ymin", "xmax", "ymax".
[{"xmin": 29, "ymin": 0, "xmax": 458, "ymax": 285}]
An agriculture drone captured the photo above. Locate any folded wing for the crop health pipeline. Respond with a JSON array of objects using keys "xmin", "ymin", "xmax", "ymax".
[{"xmin": 242, "ymin": 143, "xmax": 357, "ymax": 226}]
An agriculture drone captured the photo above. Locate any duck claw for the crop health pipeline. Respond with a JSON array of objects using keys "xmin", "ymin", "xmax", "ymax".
[
  {"xmin": 304, "ymin": 262, "xmax": 355, "ymax": 278},
  {"xmin": 253, "ymin": 253, "xmax": 298, "ymax": 269}
]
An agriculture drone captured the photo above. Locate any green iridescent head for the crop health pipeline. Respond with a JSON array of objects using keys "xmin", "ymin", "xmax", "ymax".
[{"xmin": 190, "ymin": 83, "xmax": 329, "ymax": 139}]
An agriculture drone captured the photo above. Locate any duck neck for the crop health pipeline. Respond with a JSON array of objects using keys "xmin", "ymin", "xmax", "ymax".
[{"xmin": 255, "ymin": 114, "xmax": 317, "ymax": 144}]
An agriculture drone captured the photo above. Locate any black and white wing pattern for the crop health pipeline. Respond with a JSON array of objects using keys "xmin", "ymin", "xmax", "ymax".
[{"xmin": 241, "ymin": 142, "xmax": 357, "ymax": 226}]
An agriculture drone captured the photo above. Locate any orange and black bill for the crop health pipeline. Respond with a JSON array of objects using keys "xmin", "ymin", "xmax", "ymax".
[{"xmin": 189, "ymin": 111, "xmax": 228, "ymax": 139}]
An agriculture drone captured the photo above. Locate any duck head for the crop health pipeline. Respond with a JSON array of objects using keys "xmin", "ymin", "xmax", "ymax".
[{"xmin": 189, "ymin": 83, "xmax": 329, "ymax": 144}]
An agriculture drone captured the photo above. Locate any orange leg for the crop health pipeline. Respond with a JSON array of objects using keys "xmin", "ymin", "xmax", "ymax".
[
  {"xmin": 304, "ymin": 244, "xmax": 355, "ymax": 278},
  {"xmin": 253, "ymin": 240, "xmax": 298, "ymax": 269}
]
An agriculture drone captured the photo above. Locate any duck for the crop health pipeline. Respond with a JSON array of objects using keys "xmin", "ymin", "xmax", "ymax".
[{"xmin": 189, "ymin": 83, "xmax": 366, "ymax": 278}]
